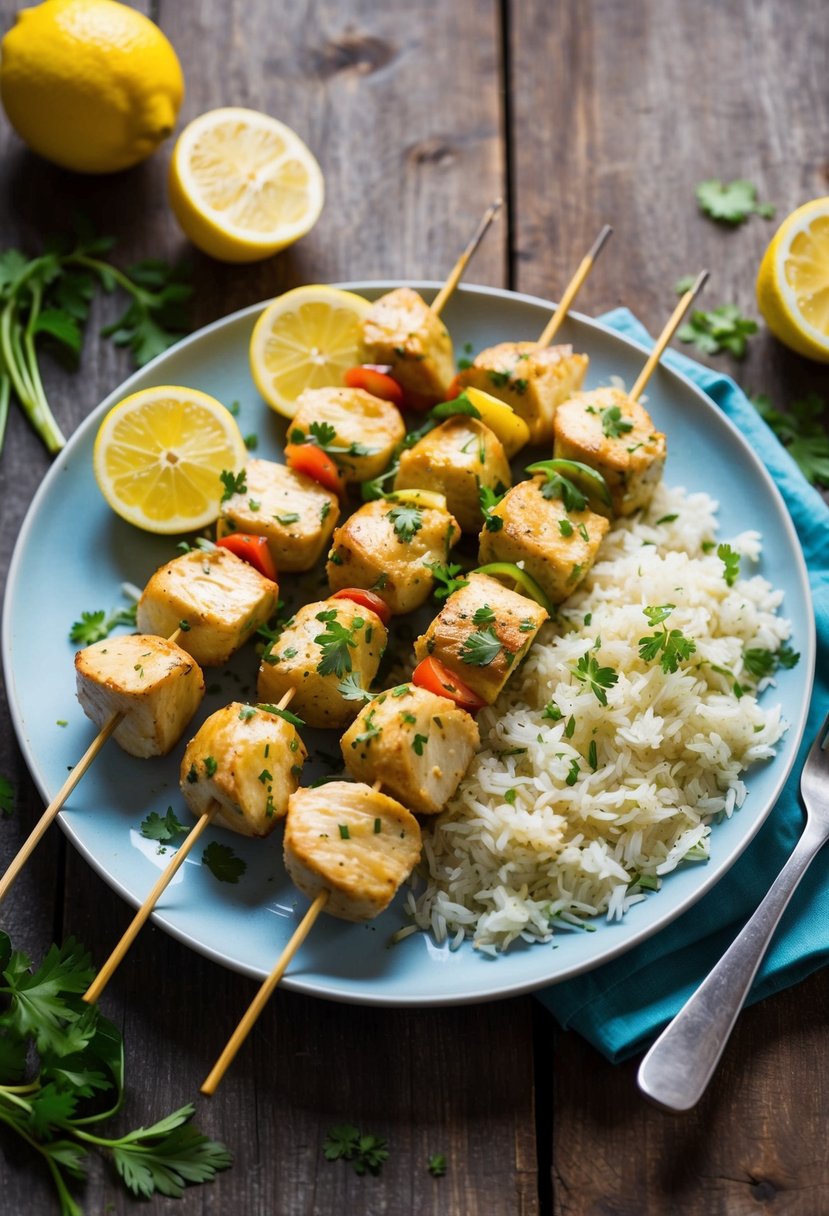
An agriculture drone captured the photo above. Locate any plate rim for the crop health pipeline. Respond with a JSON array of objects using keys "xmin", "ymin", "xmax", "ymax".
[{"xmin": 2, "ymin": 280, "xmax": 815, "ymax": 1005}]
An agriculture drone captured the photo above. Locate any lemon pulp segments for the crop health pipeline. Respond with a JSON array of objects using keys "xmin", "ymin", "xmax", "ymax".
[
  {"xmin": 756, "ymin": 197, "xmax": 829, "ymax": 362},
  {"xmin": 250, "ymin": 286, "xmax": 371, "ymax": 417},
  {"xmin": 169, "ymin": 108, "xmax": 324, "ymax": 262},
  {"xmin": 94, "ymin": 387, "xmax": 247, "ymax": 534},
  {"xmin": 783, "ymin": 214, "xmax": 829, "ymax": 336}
]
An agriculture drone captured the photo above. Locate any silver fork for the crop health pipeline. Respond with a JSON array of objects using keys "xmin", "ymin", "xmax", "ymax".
[{"xmin": 637, "ymin": 709, "xmax": 829, "ymax": 1111}]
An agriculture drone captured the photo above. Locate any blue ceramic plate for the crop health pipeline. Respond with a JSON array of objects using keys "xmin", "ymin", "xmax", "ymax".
[{"xmin": 2, "ymin": 283, "xmax": 814, "ymax": 1005}]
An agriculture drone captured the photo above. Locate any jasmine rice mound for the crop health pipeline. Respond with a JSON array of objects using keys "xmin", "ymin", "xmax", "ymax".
[{"xmin": 408, "ymin": 483, "xmax": 794, "ymax": 953}]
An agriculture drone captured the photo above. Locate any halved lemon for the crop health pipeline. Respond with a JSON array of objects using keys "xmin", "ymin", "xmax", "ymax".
[
  {"xmin": 756, "ymin": 197, "xmax": 829, "ymax": 363},
  {"xmin": 249, "ymin": 284, "xmax": 372, "ymax": 417},
  {"xmin": 168, "ymin": 107, "xmax": 324, "ymax": 263},
  {"xmin": 93, "ymin": 386, "xmax": 247, "ymax": 534}
]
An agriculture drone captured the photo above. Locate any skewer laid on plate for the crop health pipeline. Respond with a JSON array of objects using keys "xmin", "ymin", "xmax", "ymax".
[
  {"xmin": 83, "ymin": 688, "xmax": 301, "ymax": 1005},
  {"xmin": 200, "ymin": 775, "xmax": 421, "ymax": 1096}
]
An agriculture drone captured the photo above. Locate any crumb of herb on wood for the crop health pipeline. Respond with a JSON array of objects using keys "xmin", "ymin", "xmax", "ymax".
[
  {"xmin": 428, "ymin": 1153, "xmax": 447, "ymax": 1177},
  {"xmin": 323, "ymin": 1124, "xmax": 389, "ymax": 1176}
]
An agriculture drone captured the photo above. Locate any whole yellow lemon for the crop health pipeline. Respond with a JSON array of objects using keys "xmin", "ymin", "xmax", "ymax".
[{"xmin": 0, "ymin": 0, "xmax": 184, "ymax": 174}]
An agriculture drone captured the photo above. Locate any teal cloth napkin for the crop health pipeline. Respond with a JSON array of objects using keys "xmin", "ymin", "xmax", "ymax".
[{"xmin": 536, "ymin": 308, "xmax": 829, "ymax": 1062}]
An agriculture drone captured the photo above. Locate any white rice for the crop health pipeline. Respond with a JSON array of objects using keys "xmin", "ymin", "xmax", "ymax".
[{"xmin": 411, "ymin": 483, "xmax": 792, "ymax": 950}]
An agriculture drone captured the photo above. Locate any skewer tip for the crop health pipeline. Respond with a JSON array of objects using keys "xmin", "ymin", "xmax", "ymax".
[
  {"xmin": 687, "ymin": 269, "xmax": 709, "ymax": 299},
  {"xmin": 588, "ymin": 224, "xmax": 613, "ymax": 261}
]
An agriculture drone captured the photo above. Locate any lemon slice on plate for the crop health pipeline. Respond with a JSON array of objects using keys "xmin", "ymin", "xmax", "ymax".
[
  {"xmin": 93, "ymin": 386, "xmax": 247, "ymax": 534},
  {"xmin": 249, "ymin": 284, "xmax": 372, "ymax": 417},
  {"xmin": 756, "ymin": 197, "xmax": 829, "ymax": 363},
  {"xmin": 168, "ymin": 107, "xmax": 325, "ymax": 263}
]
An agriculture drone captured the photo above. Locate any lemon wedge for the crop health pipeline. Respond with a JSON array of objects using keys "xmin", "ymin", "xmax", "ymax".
[
  {"xmin": 461, "ymin": 386, "xmax": 531, "ymax": 458},
  {"xmin": 249, "ymin": 285, "xmax": 371, "ymax": 417},
  {"xmin": 756, "ymin": 197, "xmax": 829, "ymax": 362},
  {"xmin": 93, "ymin": 386, "xmax": 247, "ymax": 534},
  {"xmin": 168, "ymin": 107, "xmax": 324, "ymax": 263}
]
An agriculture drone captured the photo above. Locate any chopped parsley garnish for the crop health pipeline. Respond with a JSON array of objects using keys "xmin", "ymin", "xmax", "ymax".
[
  {"xmin": 139, "ymin": 806, "xmax": 186, "ymax": 842},
  {"xmin": 588, "ymin": 740, "xmax": 598, "ymax": 770},
  {"xmin": 478, "ymin": 483, "xmax": 505, "ymax": 531},
  {"xmin": 202, "ymin": 842, "xmax": 246, "ymax": 884},
  {"xmin": 374, "ymin": 818, "xmax": 382, "ymax": 834},
  {"xmin": 352, "ymin": 708, "xmax": 381, "ymax": 747},
  {"xmin": 542, "ymin": 701, "xmax": 562, "ymax": 721},
  {"xmin": 428, "ymin": 1153, "xmax": 448, "ymax": 1178},
  {"xmin": 459, "ymin": 627, "xmax": 503, "ymax": 667},
  {"xmin": 338, "ymin": 824, "xmax": 350, "ymax": 840},
  {"xmin": 558, "ymin": 518, "xmax": 574, "ymax": 537},
  {"xmin": 69, "ymin": 603, "xmax": 137, "ymax": 645},
  {"xmin": 743, "ymin": 643, "xmax": 799, "ymax": 678},
  {"xmin": 600, "ymin": 404, "xmax": 634, "ymax": 439},
  {"xmin": 412, "ymin": 733, "xmax": 429, "ymax": 756},
  {"xmin": 504, "ymin": 789, "xmax": 517, "ymax": 806},
  {"xmin": 323, "ymin": 1124, "xmax": 389, "ymax": 1176},
  {"xmin": 655, "ymin": 514, "xmax": 678, "ymax": 525},
  {"xmin": 425, "ymin": 560, "xmax": 469, "ymax": 601},
  {"xmin": 276, "ymin": 512, "xmax": 300, "ymax": 525},
  {"xmin": 389, "ymin": 503, "xmax": 423, "ymax": 543},
  {"xmin": 203, "ymin": 756, "xmax": 218, "ymax": 777},
  {"xmin": 314, "ymin": 611, "xmax": 363, "ymax": 678},
  {"xmin": 638, "ymin": 604, "xmax": 697, "ymax": 673},
  {"xmin": 717, "ymin": 542, "xmax": 741, "ymax": 586},
  {"xmin": 219, "ymin": 468, "xmax": 247, "ymax": 502},
  {"xmin": 565, "ymin": 758, "xmax": 580, "ymax": 786},
  {"xmin": 291, "ymin": 420, "xmax": 374, "ymax": 458},
  {"xmin": 564, "ymin": 715, "xmax": 576, "ymax": 738},
  {"xmin": 571, "ymin": 652, "xmax": 619, "ymax": 706},
  {"xmin": 238, "ymin": 705, "xmax": 257, "ymax": 721},
  {"xmin": 695, "ymin": 178, "xmax": 775, "ymax": 225}
]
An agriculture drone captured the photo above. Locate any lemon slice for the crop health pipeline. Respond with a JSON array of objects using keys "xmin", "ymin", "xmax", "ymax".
[
  {"xmin": 756, "ymin": 197, "xmax": 829, "ymax": 362},
  {"xmin": 249, "ymin": 284, "xmax": 372, "ymax": 417},
  {"xmin": 93, "ymin": 386, "xmax": 247, "ymax": 534},
  {"xmin": 461, "ymin": 387, "xmax": 531, "ymax": 458},
  {"xmin": 168, "ymin": 107, "xmax": 325, "ymax": 263}
]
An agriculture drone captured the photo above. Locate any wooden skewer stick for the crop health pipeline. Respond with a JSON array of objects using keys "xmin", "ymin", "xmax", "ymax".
[
  {"xmin": 200, "ymin": 778, "xmax": 384, "ymax": 1097},
  {"xmin": 430, "ymin": 198, "xmax": 503, "ymax": 317},
  {"xmin": 629, "ymin": 270, "xmax": 709, "ymax": 402},
  {"xmin": 0, "ymin": 627, "xmax": 182, "ymax": 908},
  {"xmin": 83, "ymin": 686, "xmax": 296, "ymax": 1006},
  {"xmin": 535, "ymin": 224, "xmax": 613, "ymax": 349}
]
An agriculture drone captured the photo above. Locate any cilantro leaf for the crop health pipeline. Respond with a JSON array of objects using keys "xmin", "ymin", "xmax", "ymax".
[
  {"xmin": 428, "ymin": 1153, "xmax": 448, "ymax": 1177},
  {"xmin": 315, "ymin": 613, "xmax": 362, "ymax": 678},
  {"xmin": 696, "ymin": 179, "xmax": 775, "ymax": 225},
  {"xmin": 460, "ymin": 627, "xmax": 503, "ymax": 666},
  {"xmin": 743, "ymin": 643, "xmax": 800, "ymax": 680},
  {"xmin": 600, "ymin": 404, "xmax": 634, "ymax": 439},
  {"xmin": 109, "ymin": 1105, "xmax": 232, "ymax": 1199},
  {"xmin": 678, "ymin": 305, "xmax": 758, "ymax": 358},
  {"xmin": 389, "ymin": 503, "xmax": 423, "ymax": 543},
  {"xmin": 537, "ymin": 471, "xmax": 587, "ymax": 511},
  {"xmin": 1, "ymin": 939, "xmax": 96, "ymax": 1057},
  {"xmin": 571, "ymin": 652, "xmax": 618, "ymax": 706},
  {"xmin": 751, "ymin": 391, "xmax": 829, "ymax": 487},
  {"xmin": 717, "ymin": 542, "xmax": 741, "ymax": 586},
  {"xmin": 424, "ymin": 560, "xmax": 469, "ymax": 601},
  {"xmin": 638, "ymin": 605, "xmax": 697, "ymax": 674},
  {"xmin": 337, "ymin": 674, "xmax": 375, "ymax": 703},
  {"xmin": 99, "ymin": 257, "xmax": 192, "ymax": 367},
  {"xmin": 219, "ymin": 468, "xmax": 247, "ymax": 502},
  {"xmin": 201, "ymin": 842, "xmax": 246, "ymax": 884},
  {"xmin": 139, "ymin": 807, "xmax": 186, "ymax": 843},
  {"xmin": 324, "ymin": 1124, "xmax": 389, "ymax": 1176},
  {"xmin": 479, "ymin": 482, "xmax": 505, "ymax": 530}
]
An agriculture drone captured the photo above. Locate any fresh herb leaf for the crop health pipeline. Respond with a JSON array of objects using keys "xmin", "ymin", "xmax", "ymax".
[
  {"xmin": 751, "ymin": 391, "xmax": 829, "ymax": 488},
  {"xmin": 69, "ymin": 602, "xmax": 137, "ymax": 645},
  {"xmin": 717, "ymin": 542, "xmax": 741, "ymax": 586},
  {"xmin": 565, "ymin": 758, "xmax": 580, "ymax": 786},
  {"xmin": 459, "ymin": 627, "xmax": 503, "ymax": 667},
  {"xmin": 352, "ymin": 708, "xmax": 381, "ymax": 747},
  {"xmin": 478, "ymin": 482, "xmax": 505, "ymax": 531},
  {"xmin": 219, "ymin": 469, "xmax": 247, "ymax": 502},
  {"xmin": 695, "ymin": 179, "xmax": 775, "ymax": 225},
  {"xmin": 323, "ymin": 1124, "xmax": 389, "ymax": 1176},
  {"xmin": 600, "ymin": 404, "xmax": 634, "ymax": 439},
  {"xmin": 472, "ymin": 604, "xmax": 496, "ymax": 625},
  {"xmin": 412, "ymin": 733, "xmax": 428, "ymax": 756},
  {"xmin": 108, "ymin": 1104, "xmax": 232, "ymax": 1199},
  {"xmin": 743, "ymin": 644, "xmax": 800, "ymax": 679},
  {"xmin": 202, "ymin": 842, "xmax": 246, "ymax": 884},
  {"xmin": 389, "ymin": 503, "xmax": 423, "ymax": 543},
  {"xmin": 315, "ymin": 613, "xmax": 362, "ymax": 678},
  {"xmin": 638, "ymin": 604, "xmax": 697, "ymax": 673},
  {"xmin": 537, "ymin": 471, "xmax": 587, "ymax": 511},
  {"xmin": 0, "ymin": 775, "xmax": 14, "ymax": 818},
  {"xmin": 139, "ymin": 807, "xmax": 186, "ymax": 843},
  {"xmin": 425, "ymin": 560, "xmax": 469, "ymax": 601},
  {"xmin": 428, "ymin": 1153, "xmax": 447, "ymax": 1177},
  {"xmin": 337, "ymin": 673, "xmax": 375, "ymax": 703},
  {"xmin": 678, "ymin": 305, "xmax": 758, "ymax": 358},
  {"xmin": 571, "ymin": 652, "xmax": 618, "ymax": 706}
]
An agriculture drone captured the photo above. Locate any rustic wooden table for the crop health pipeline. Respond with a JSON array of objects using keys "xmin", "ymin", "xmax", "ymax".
[{"xmin": 2, "ymin": 2, "xmax": 828, "ymax": 1212}]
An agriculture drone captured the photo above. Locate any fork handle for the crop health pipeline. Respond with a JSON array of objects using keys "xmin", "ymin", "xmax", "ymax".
[{"xmin": 637, "ymin": 819, "xmax": 828, "ymax": 1112}]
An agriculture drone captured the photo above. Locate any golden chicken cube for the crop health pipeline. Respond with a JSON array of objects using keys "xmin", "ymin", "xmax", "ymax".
[
  {"xmin": 553, "ymin": 387, "xmax": 667, "ymax": 515},
  {"xmin": 257, "ymin": 596, "xmax": 387, "ymax": 729},
  {"xmin": 413, "ymin": 572, "xmax": 547, "ymax": 704},
  {"xmin": 179, "ymin": 701, "xmax": 306, "ymax": 837},
  {"xmin": 394, "ymin": 418, "xmax": 511, "ymax": 533},
  {"xmin": 478, "ymin": 476, "xmax": 609, "ymax": 605},
  {"xmin": 137, "ymin": 547, "xmax": 278, "ymax": 668},
  {"xmin": 360, "ymin": 286, "xmax": 455, "ymax": 409},
  {"xmin": 283, "ymin": 781, "xmax": 422, "ymax": 922},
  {"xmin": 326, "ymin": 498, "xmax": 461, "ymax": 615},
  {"xmin": 287, "ymin": 387, "xmax": 406, "ymax": 483},
  {"xmin": 75, "ymin": 633, "xmax": 204, "ymax": 759},
  {"xmin": 341, "ymin": 684, "xmax": 479, "ymax": 815},
  {"xmin": 216, "ymin": 458, "xmax": 339, "ymax": 574},
  {"xmin": 457, "ymin": 341, "xmax": 588, "ymax": 444}
]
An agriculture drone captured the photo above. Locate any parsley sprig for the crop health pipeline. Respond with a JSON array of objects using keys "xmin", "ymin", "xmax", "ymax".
[
  {"xmin": 424, "ymin": 560, "xmax": 469, "ymax": 601},
  {"xmin": 68, "ymin": 603, "xmax": 137, "ymax": 646},
  {"xmin": 460, "ymin": 626, "xmax": 503, "ymax": 667},
  {"xmin": 751, "ymin": 391, "xmax": 829, "ymax": 488},
  {"xmin": 289, "ymin": 420, "xmax": 375, "ymax": 459},
  {"xmin": 678, "ymin": 304, "xmax": 758, "ymax": 358},
  {"xmin": 314, "ymin": 610, "xmax": 363, "ymax": 678},
  {"xmin": 0, "ymin": 931, "xmax": 231, "ymax": 1211},
  {"xmin": 638, "ymin": 604, "xmax": 697, "ymax": 673},
  {"xmin": 571, "ymin": 651, "xmax": 619, "ymax": 705},
  {"xmin": 324, "ymin": 1123, "xmax": 389, "ymax": 1176},
  {"xmin": 717, "ymin": 543, "xmax": 741, "ymax": 587},
  {"xmin": 389, "ymin": 503, "xmax": 423, "ymax": 543},
  {"xmin": 0, "ymin": 219, "xmax": 191, "ymax": 456},
  {"xmin": 695, "ymin": 179, "xmax": 775, "ymax": 225},
  {"xmin": 600, "ymin": 404, "xmax": 634, "ymax": 439}
]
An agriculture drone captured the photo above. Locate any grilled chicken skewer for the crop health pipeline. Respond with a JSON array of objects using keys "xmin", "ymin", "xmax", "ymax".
[{"xmin": 84, "ymin": 688, "xmax": 302, "ymax": 1004}]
